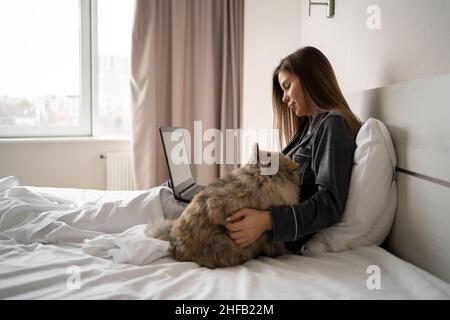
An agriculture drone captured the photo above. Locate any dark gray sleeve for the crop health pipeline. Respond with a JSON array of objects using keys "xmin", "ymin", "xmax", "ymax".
[{"xmin": 269, "ymin": 115, "xmax": 356, "ymax": 242}]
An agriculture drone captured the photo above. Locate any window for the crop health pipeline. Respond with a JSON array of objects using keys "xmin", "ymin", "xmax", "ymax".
[
  {"xmin": 0, "ymin": 0, "xmax": 133, "ymax": 138},
  {"xmin": 94, "ymin": 0, "xmax": 133, "ymax": 137}
]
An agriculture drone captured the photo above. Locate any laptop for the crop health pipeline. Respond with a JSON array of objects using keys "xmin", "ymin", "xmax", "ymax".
[{"xmin": 159, "ymin": 127, "xmax": 205, "ymax": 203}]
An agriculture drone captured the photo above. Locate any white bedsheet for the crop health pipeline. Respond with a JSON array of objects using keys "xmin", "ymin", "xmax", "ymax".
[
  {"xmin": 0, "ymin": 176, "xmax": 182, "ymax": 265},
  {"xmin": 0, "ymin": 176, "xmax": 449, "ymax": 300}
]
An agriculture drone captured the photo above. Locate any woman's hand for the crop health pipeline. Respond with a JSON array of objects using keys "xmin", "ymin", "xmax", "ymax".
[{"xmin": 224, "ymin": 209, "xmax": 272, "ymax": 248}]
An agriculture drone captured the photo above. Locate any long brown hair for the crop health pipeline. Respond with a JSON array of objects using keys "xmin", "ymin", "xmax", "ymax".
[{"xmin": 273, "ymin": 46, "xmax": 361, "ymax": 148}]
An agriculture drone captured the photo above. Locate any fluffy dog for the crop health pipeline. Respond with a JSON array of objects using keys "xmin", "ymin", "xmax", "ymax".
[{"xmin": 147, "ymin": 144, "xmax": 300, "ymax": 268}]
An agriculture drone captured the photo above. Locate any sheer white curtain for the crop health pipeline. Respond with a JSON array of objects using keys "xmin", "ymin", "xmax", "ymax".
[{"xmin": 130, "ymin": 0, "xmax": 244, "ymax": 189}]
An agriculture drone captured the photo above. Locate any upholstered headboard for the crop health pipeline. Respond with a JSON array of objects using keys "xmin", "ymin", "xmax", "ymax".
[{"xmin": 346, "ymin": 74, "xmax": 450, "ymax": 283}]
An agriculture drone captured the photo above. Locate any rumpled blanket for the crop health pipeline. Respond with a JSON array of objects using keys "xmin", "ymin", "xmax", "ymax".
[{"xmin": 0, "ymin": 176, "xmax": 185, "ymax": 265}]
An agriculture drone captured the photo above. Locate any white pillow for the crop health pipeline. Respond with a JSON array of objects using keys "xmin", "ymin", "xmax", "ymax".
[{"xmin": 302, "ymin": 118, "xmax": 397, "ymax": 254}]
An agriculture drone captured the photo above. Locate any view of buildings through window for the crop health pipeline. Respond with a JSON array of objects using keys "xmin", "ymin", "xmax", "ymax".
[
  {"xmin": 96, "ymin": 0, "xmax": 133, "ymax": 137},
  {"xmin": 0, "ymin": 0, "xmax": 81, "ymax": 129},
  {"xmin": 0, "ymin": 0, "xmax": 133, "ymax": 138}
]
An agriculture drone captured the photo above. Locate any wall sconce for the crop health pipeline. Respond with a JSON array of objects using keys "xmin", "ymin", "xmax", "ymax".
[{"xmin": 308, "ymin": 0, "xmax": 335, "ymax": 18}]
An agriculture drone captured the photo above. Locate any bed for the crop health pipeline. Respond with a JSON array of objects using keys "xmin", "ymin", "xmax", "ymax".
[{"xmin": 1, "ymin": 75, "xmax": 450, "ymax": 300}]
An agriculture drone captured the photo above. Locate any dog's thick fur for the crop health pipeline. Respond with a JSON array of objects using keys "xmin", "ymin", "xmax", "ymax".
[{"xmin": 147, "ymin": 145, "xmax": 300, "ymax": 268}]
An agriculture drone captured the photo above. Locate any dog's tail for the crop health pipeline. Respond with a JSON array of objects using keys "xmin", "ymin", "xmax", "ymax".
[{"xmin": 145, "ymin": 219, "xmax": 174, "ymax": 242}]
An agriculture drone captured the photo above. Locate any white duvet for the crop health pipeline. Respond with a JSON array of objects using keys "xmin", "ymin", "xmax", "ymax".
[{"xmin": 0, "ymin": 176, "xmax": 449, "ymax": 299}]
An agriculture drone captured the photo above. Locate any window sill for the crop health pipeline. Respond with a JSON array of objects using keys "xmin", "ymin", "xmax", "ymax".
[{"xmin": 0, "ymin": 137, "xmax": 131, "ymax": 144}]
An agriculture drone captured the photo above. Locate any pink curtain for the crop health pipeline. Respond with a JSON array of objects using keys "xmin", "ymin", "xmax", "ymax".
[{"xmin": 130, "ymin": 0, "xmax": 243, "ymax": 189}]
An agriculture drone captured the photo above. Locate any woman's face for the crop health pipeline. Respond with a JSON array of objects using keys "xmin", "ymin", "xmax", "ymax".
[{"xmin": 278, "ymin": 70, "xmax": 312, "ymax": 117}]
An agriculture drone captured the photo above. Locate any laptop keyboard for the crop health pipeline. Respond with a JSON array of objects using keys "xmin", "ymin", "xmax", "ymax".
[{"xmin": 181, "ymin": 184, "xmax": 204, "ymax": 199}]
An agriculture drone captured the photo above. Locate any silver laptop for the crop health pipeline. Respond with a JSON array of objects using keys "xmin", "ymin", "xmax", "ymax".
[{"xmin": 159, "ymin": 127, "xmax": 205, "ymax": 203}]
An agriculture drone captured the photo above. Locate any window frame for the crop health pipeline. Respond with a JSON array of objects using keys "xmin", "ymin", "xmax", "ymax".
[{"xmin": 0, "ymin": 0, "xmax": 96, "ymax": 138}]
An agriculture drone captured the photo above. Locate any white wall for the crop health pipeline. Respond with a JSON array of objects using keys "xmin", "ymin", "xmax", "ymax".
[
  {"xmin": 0, "ymin": 139, "xmax": 131, "ymax": 189},
  {"xmin": 243, "ymin": 0, "xmax": 302, "ymax": 137},
  {"xmin": 243, "ymin": 0, "xmax": 450, "ymax": 132},
  {"xmin": 300, "ymin": 0, "xmax": 450, "ymax": 94}
]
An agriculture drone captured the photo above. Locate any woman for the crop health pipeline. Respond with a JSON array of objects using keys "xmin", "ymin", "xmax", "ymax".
[{"xmin": 225, "ymin": 46, "xmax": 361, "ymax": 252}]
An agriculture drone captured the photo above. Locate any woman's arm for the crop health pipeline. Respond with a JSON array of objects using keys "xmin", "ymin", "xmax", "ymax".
[
  {"xmin": 225, "ymin": 209, "xmax": 272, "ymax": 248},
  {"xmin": 270, "ymin": 115, "xmax": 356, "ymax": 242}
]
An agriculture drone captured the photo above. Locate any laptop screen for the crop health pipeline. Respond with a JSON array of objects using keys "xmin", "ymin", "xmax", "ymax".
[{"xmin": 160, "ymin": 129, "xmax": 193, "ymax": 188}]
